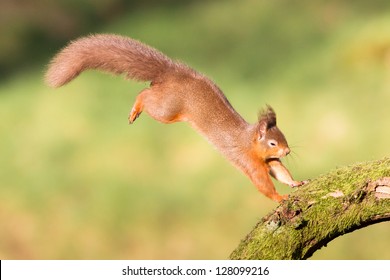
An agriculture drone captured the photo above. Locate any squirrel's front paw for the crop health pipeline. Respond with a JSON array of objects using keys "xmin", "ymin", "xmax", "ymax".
[
  {"xmin": 291, "ymin": 180, "xmax": 309, "ymax": 188},
  {"xmin": 274, "ymin": 194, "xmax": 289, "ymax": 202}
]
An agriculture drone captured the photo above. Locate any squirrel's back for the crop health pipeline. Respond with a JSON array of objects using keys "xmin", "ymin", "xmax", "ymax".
[{"xmin": 45, "ymin": 34, "xmax": 190, "ymax": 87}]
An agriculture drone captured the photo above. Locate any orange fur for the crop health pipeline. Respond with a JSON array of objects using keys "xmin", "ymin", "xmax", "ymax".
[{"xmin": 45, "ymin": 34, "xmax": 307, "ymax": 202}]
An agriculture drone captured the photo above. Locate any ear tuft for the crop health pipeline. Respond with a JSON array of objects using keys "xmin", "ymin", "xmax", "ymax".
[
  {"xmin": 257, "ymin": 105, "xmax": 277, "ymax": 139},
  {"xmin": 258, "ymin": 105, "xmax": 277, "ymax": 127}
]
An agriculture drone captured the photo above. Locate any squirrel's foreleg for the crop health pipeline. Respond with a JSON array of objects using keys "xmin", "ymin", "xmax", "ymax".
[{"xmin": 268, "ymin": 159, "xmax": 307, "ymax": 188}]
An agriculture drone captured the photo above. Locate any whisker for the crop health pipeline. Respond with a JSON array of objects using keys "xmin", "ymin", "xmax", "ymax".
[{"xmin": 284, "ymin": 148, "xmax": 301, "ymax": 168}]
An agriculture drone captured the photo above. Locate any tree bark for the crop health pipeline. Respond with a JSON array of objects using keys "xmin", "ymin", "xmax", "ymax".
[{"xmin": 229, "ymin": 157, "xmax": 390, "ymax": 260}]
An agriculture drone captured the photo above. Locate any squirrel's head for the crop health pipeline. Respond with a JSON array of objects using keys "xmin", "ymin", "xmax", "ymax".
[{"xmin": 254, "ymin": 106, "xmax": 290, "ymax": 160}]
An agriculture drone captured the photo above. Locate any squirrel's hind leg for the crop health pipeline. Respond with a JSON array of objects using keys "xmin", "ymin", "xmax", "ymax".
[
  {"xmin": 128, "ymin": 89, "xmax": 148, "ymax": 124},
  {"xmin": 129, "ymin": 86, "xmax": 185, "ymax": 124},
  {"xmin": 128, "ymin": 102, "xmax": 143, "ymax": 124}
]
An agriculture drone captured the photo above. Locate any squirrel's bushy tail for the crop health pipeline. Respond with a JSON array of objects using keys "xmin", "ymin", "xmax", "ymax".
[{"xmin": 45, "ymin": 34, "xmax": 176, "ymax": 88}]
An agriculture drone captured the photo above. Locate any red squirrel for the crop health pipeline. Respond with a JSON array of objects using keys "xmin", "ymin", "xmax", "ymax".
[{"xmin": 45, "ymin": 34, "xmax": 307, "ymax": 202}]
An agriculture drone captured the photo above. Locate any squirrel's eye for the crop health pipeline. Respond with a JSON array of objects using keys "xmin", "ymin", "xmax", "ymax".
[{"xmin": 268, "ymin": 140, "xmax": 277, "ymax": 147}]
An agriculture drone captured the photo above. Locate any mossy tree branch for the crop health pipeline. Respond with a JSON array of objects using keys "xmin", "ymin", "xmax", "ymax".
[{"xmin": 230, "ymin": 158, "xmax": 390, "ymax": 260}]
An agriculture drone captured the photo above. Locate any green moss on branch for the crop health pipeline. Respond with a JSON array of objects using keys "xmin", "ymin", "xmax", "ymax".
[{"xmin": 230, "ymin": 158, "xmax": 390, "ymax": 260}]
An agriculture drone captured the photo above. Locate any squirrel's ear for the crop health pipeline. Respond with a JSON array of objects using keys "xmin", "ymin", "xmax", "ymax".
[
  {"xmin": 257, "ymin": 105, "xmax": 277, "ymax": 139},
  {"xmin": 258, "ymin": 119, "xmax": 268, "ymax": 139}
]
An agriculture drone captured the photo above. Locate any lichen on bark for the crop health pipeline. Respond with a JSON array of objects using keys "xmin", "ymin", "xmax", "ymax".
[{"xmin": 230, "ymin": 157, "xmax": 390, "ymax": 260}]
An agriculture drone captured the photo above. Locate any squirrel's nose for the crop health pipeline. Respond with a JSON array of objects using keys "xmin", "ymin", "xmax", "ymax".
[{"xmin": 285, "ymin": 148, "xmax": 291, "ymax": 156}]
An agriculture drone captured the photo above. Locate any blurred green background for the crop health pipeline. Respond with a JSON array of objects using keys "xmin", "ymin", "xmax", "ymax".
[{"xmin": 1, "ymin": 0, "xmax": 390, "ymax": 259}]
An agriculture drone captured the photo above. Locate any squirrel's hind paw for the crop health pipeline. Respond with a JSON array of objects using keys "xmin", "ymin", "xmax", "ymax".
[{"xmin": 128, "ymin": 107, "xmax": 142, "ymax": 124}]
